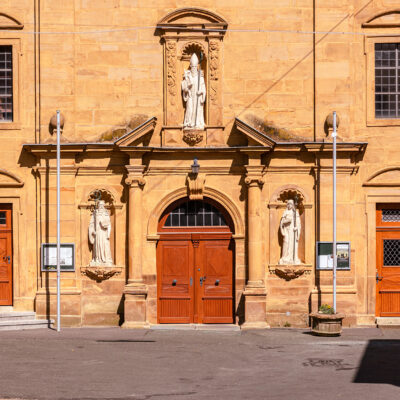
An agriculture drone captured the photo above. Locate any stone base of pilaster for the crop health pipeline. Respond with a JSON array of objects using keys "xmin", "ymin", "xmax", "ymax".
[
  {"xmin": 122, "ymin": 284, "xmax": 149, "ymax": 329},
  {"xmin": 241, "ymin": 286, "xmax": 270, "ymax": 329}
]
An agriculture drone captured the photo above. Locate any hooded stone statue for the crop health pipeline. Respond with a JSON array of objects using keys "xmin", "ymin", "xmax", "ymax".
[
  {"xmin": 88, "ymin": 200, "xmax": 113, "ymax": 266},
  {"xmin": 181, "ymin": 53, "xmax": 206, "ymax": 130}
]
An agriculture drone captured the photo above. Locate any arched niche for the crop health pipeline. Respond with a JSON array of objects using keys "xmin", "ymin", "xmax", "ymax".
[
  {"xmin": 268, "ymin": 185, "xmax": 313, "ymax": 266},
  {"xmin": 157, "ymin": 8, "xmax": 228, "ymax": 130}
]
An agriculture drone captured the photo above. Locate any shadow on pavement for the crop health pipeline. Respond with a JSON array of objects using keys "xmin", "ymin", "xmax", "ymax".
[
  {"xmin": 354, "ymin": 340, "xmax": 400, "ymax": 386},
  {"xmin": 96, "ymin": 340, "xmax": 156, "ymax": 343}
]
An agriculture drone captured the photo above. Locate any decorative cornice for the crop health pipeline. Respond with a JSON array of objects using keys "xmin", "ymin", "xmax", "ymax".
[
  {"xmin": 0, "ymin": 168, "xmax": 24, "ymax": 187},
  {"xmin": 0, "ymin": 13, "xmax": 24, "ymax": 30},
  {"xmin": 157, "ymin": 7, "xmax": 228, "ymax": 29},
  {"xmin": 362, "ymin": 10, "xmax": 400, "ymax": 28}
]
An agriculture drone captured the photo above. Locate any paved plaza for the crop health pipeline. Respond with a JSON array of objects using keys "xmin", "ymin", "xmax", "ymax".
[{"xmin": 0, "ymin": 327, "xmax": 400, "ymax": 400}]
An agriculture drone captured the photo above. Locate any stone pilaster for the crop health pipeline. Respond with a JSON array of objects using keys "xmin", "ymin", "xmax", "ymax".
[
  {"xmin": 242, "ymin": 165, "xmax": 269, "ymax": 329},
  {"xmin": 122, "ymin": 167, "xmax": 148, "ymax": 328}
]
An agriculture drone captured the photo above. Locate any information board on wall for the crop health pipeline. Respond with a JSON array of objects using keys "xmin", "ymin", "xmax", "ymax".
[
  {"xmin": 41, "ymin": 243, "xmax": 75, "ymax": 271},
  {"xmin": 316, "ymin": 242, "xmax": 350, "ymax": 270}
]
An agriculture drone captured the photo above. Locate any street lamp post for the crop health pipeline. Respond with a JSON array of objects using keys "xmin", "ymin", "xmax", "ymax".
[{"xmin": 332, "ymin": 111, "xmax": 337, "ymax": 313}]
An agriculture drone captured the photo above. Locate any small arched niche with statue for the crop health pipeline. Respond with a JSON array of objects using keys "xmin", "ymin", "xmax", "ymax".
[
  {"xmin": 156, "ymin": 8, "xmax": 228, "ymax": 147},
  {"xmin": 268, "ymin": 186, "xmax": 313, "ymax": 280},
  {"xmin": 78, "ymin": 188, "xmax": 123, "ymax": 282}
]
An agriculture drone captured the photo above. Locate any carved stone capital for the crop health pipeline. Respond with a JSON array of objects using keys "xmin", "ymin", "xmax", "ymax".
[
  {"xmin": 125, "ymin": 175, "xmax": 146, "ymax": 188},
  {"xmin": 245, "ymin": 176, "xmax": 265, "ymax": 187}
]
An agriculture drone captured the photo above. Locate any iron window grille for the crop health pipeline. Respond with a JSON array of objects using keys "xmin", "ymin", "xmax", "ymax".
[
  {"xmin": 383, "ymin": 239, "xmax": 400, "ymax": 266},
  {"xmin": 382, "ymin": 209, "xmax": 400, "ymax": 222},
  {"xmin": 164, "ymin": 200, "xmax": 227, "ymax": 227},
  {"xmin": 375, "ymin": 43, "xmax": 400, "ymax": 119}
]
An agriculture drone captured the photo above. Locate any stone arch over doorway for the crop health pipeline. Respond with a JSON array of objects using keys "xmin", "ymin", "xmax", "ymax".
[{"xmin": 147, "ymin": 186, "xmax": 245, "ymax": 239}]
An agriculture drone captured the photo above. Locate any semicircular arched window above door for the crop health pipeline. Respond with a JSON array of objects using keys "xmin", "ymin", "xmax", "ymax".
[{"xmin": 164, "ymin": 200, "xmax": 227, "ymax": 227}]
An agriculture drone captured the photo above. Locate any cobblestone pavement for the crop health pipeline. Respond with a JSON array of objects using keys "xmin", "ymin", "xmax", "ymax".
[{"xmin": 0, "ymin": 327, "xmax": 400, "ymax": 400}]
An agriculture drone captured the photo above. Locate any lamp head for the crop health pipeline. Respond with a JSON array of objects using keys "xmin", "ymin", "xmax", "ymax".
[{"xmin": 191, "ymin": 158, "xmax": 200, "ymax": 175}]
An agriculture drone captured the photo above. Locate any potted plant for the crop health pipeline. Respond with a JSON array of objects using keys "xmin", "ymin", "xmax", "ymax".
[{"xmin": 310, "ymin": 304, "xmax": 345, "ymax": 336}]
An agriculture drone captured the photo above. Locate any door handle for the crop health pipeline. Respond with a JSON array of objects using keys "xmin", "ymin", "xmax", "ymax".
[
  {"xmin": 376, "ymin": 273, "xmax": 383, "ymax": 283},
  {"xmin": 172, "ymin": 279, "xmax": 177, "ymax": 286},
  {"xmin": 200, "ymin": 276, "xmax": 206, "ymax": 286},
  {"xmin": 3, "ymin": 256, "xmax": 10, "ymax": 264}
]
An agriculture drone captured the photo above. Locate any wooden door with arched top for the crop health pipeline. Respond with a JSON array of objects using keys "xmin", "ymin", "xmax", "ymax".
[{"xmin": 157, "ymin": 198, "xmax": 234, "ymax": 324}]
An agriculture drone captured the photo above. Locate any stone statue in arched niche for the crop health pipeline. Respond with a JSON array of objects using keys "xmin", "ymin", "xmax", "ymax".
[
  {"xmin": 279, "ymin": 199, "xmax": 301, "ymax": 265},
  {"xmin": 87, "ymin": 189, "xmax": 114, "ymax": 267},
  {"xmin": 181, "ymin": 53, "xmax": 206, "ymax": 130},
  {"xmin": 277, "ymin": 191, "xmax": 304, "ymax": 265}
]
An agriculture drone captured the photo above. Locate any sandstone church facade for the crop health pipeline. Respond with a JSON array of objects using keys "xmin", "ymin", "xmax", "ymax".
[{"xmin": 0, "ymin": 1, "xmax": 400, "ymax": 328}]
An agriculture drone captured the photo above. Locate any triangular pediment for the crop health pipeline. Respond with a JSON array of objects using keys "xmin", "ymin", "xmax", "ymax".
[
  {"xmin": 114, "ymin": 117, "xmax": 157, "ymax": 147},
  {"xmin": 362, "ymin": 10, "xmax": 400, "ymax": 28},
  {"xmin": 0, "ymin": 13, "xmax": 23, "ymax": 30},
  {"xmin": 0, "ymin": 169, "xmax": 24, "ymax": 187},
  {"xmin": 363, "ymin": 167, "xmax": 400, "ymax": 186},
  {"xmin": 233, "ymin": 118, "xmax": 275, "ymax": 148},
  {"xmin": 157, "ymin": 8, "xmax": 228, "ymax": 28}
]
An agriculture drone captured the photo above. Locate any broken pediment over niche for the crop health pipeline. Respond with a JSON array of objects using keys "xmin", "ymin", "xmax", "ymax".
[
  {"xmin": 114, "ymin": 117, "xmax": 157, "ymax": 147},
  {"xmin": 228, "ymin": 118, "xmax": 276, "ymax": 148},
  {"xmin": 362, "ymin": 10, "xmax": 400, "ymax": 28},
  {"xmin": 363, "ymin": 167, "xmax": 400, "ymax": 187},
  {"xmin": 0, "ymin": 169, "xmax": 24, "ymax": 187},
  {"xmin": 0, "ymin": 13, "xmax": 24, "ymax": 30}
]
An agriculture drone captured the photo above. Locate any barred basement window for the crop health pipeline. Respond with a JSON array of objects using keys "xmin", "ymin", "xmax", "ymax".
[
  {"xmin": 375, "ymin": 43, "xmax": 400, "ymax": 119},
  {"xmin": 164, "ymin": 200, "xmax": 227, "ymax": 227},
  {"xmin": 0, "ymin": 46, "xmax": 12, "ymax": 122}
]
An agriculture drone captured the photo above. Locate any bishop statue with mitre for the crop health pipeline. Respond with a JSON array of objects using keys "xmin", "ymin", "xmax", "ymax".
[{"xmin": 181, "ymin": 53, "xmax": 206, "ymax": 130}]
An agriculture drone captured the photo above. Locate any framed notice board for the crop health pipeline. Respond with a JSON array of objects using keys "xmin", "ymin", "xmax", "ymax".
[
  {"xmin": 41, "ymin": 243, "xmax": 75, "ymax": 272},
  {"xmin": 316, "ymin": 242, "xmax": 350, "ymax": 270}
]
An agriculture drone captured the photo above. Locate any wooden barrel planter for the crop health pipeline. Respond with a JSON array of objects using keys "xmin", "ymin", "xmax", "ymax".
[{"xmin": 310, "ymin": 313, "xmax": 345, "ymax": 336}]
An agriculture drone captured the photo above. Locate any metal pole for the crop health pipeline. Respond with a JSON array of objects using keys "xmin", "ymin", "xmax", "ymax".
[
  {"xmin": 332, "ymin": 111, "xmax": 337, "ymax": 313},
  {"xmin": 56, "ymin": 110, "xmax": 61, "ymax": 332}
]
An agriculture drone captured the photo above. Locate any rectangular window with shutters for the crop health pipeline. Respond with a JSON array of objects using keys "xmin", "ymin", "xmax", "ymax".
[
  {"xmin": 0, "ymin": 46, "xmax": 12, "ymax": 122},
  {"xmin": 375, "ymin": 43, "xmax": 400, "ymax": 119}
]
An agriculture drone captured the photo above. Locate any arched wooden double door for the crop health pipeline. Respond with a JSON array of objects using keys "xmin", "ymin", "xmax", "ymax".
[{"xmin": 157, "ymin": 198, "xmax": 234, "ymax": 324}]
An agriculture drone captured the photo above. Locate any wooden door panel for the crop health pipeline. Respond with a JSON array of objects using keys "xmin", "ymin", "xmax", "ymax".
[
  {"xmin": 157, "ymin": 240, "xmax": 193, "ymax": 323},
  {"xmin": 0, "ymin": 207, "xmax": 12, "ymax": 306},
  {"xmin": 376, "ymin": 230, "xmax": 400, "ymax": 317},
  {"xmin": 199, "ymin": 239, "xmax": 233, "ymax": 323}
]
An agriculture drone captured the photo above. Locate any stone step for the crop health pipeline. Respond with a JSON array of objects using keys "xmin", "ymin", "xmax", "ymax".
[
  {"xmin": 0, "ymin": 311, "xmax": 37, "ymax": 321},
  {"xmin": 150, "ymin": 324, "xmax": 240, "ymax": 331},
  {"xmin": 0, "ymin": 319, "xmax": 53, "ymax": 331},
  {"xmin": 376, "ymin": 317, "xmax": 400, "ymax": 327},
  {"xmin": 0, "ymin": 306, "xmax": 14, "ymax": 312}
]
